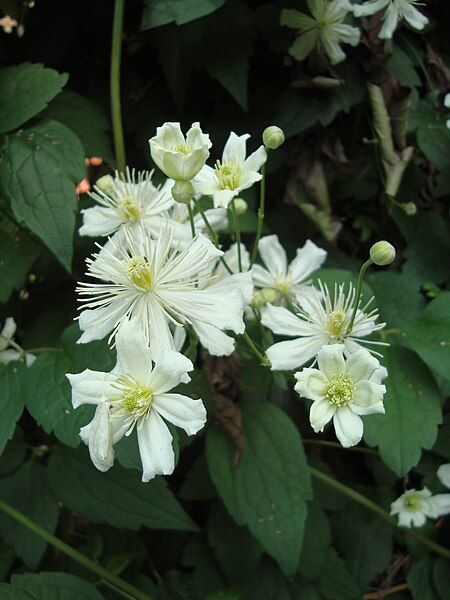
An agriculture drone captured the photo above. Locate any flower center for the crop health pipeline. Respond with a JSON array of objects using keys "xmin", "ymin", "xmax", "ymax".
[
  {"xmin": 214, "ymin": 160, "xmax": 242, "ymax": 190},
  {"xmin": 173, "ymin": 143, "xmax": 192, "ymax": 155},
  {"xmin": 275, "ymin": 280, "xmax": 292, "ymax": 297},
  {"xmin": 120, "ymin": 196, "xmax": 142, "ymax": 221},
  {"xmin": 126, "ymin": 257, "xmax": 153, "ymax": 290},
  {"xmin": 327, "ymin": 310, "xmax": 347, "ymax": 337},
  {"xmin": 121, "ymin": 384, "xmax": 152, "ymax": 416},
  {"xmin": 325, "ymin": 373, "xmax": 354, "ymax": 406},
  {"xmin": 403, "ymin": 493, "xmax": 422, "ymax": 511}
]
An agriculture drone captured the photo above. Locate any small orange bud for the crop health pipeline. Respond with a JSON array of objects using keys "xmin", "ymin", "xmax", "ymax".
[
  {"xmin": 89, "ymin": 156, "xmax": 103, "ymax": 166},
  {"xmin": 76, "ymin": 177, "xmax": 91, "ymax": 195}
]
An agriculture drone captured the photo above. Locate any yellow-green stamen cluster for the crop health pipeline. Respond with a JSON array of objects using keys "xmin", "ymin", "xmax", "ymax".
[
  {"xmin": 325, "ymin": 373, "xmax": 354, "ymax": 407},
  {"xmin": 126, "ymin": 257, "xmax": 153, "ymax": 290},
  {"xmin": 327, "ymin": 310, "xmax": 346, "ymax": 337},
  {"xmin": 121, "ymin": 196, "xmax": 142, "ymax": 220},
  {"xmin": 173, "ymin": 143, "xmax": 192, "ymax": 155},
  {"xmin": 403, "ymin": 493, "xmax": 422, "ymax": 511},
  {"xmin": 121, "ymin": 384, "xmax": 153, "ymax": 415},
  {"xmin": 214, "ymin": 160, "xmax": 242, "ymax": 190},
  {"xmin": 275, "ymin": 280, "xmax": 292, "ymax": 297}
]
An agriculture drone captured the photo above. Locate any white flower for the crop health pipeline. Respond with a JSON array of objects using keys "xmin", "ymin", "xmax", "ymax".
[
  {"xmin": 252, "ymin": 235, "xmax": 327, "ymax": 306},
  {"xmin": 76, "ymin": 227, "xmax": 248, "ymax": 358},
  {"xmin": 0, "ymin": 16, "xmax": 18, "ymax": 34},
  {"xmin": 79, "ymin": 169, "xmax": 174, "ymax": 239},
  {"xmin": 149, "ymin": 122, "xmax": 211, "ymax": 182},
  {"xmin": 281, "ymin": 0, "xmax": 360, "ymax": 65},
  {"xmin": 0, "ymin": 318, "xmax": 35, "ymax": 366},
  {"xmin": 194, "ymin": 132, "xmax": 267, "ymax": 209},
  {"xmin": 295, "ymin": 344, "xmax": 386, "ymax": 447},
  {"xmin": 390, "ymin": 487, "xmax": 447, "ymax": 528},
  {"xmin": 353, "ymin": 0, "xmax": 429, "ymax": 39},
  {"xmin": 67, "ymin": 320, "xmax": 206, "ymax": 481},
  {"xmin": 161, "ymin": 202, "xmax": 228, "ymax": 248},
  {"xmin": 262, "ymin": 281, "xmax": 385, "ymax": 370},
  {"xmin": 438, "ymin": 463, "xmax": 450, "ymax": 489}
]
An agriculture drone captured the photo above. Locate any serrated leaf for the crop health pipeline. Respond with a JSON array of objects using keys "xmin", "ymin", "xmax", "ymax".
[
  {"xmin": 206, "ymin": 402, "xmax": 312, "ymax": 576},
  {"xmin": 0, "ymin": 572, "xmax": 104, "ymax": 599},
  {"xmin": 0, "ymin": 361, "xmax": 26, "ymax": 455},
  {"xmin": 47, "ymin": 445, "xmax": 198, "ymax": 532},
  {"xmin": 0, "ymin": 131, "xmax": 77, "ymax": 270},
  {"xmin": 364, "ymin": 347, "xmax": 442, "ymax": 476},
  {"xmin": 0, "ymin": 63, "xmax": 67, "ymax": 135},
  {"xmin": 141, "ymin": 0, "xmax": 225, "ymax": 29},
  {"xmin": 0, "ymin": 462, "xmax": 59, "ymax": 568}
]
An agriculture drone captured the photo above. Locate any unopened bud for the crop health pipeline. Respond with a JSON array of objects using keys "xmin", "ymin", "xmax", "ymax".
[
  {"xmin": 401, "ymin": 202, "xmax": 417, "ymax": 216},
  {"xmin": 262, "ymin": 126, "xmax": 285, "ymax": 150},
  {"xmin": 233, "ymin": 198, "xmax": 248, "ymax": 215},
  {"xmin": 172, "ymin": 180, "xmax": 195, "ymax": 204},
  {"xmin": 252, "ymin": 288, "xmax": 278, "ymax": 308},
  {"xmin": 96, "ymin": 174, "xmax": 115, "ymax": 196},
  {"xmin": 370, "ymin": 241, "xmax": 396, "ymax": 266},
  {"xmin": 444, "ymin": 93, "xmax": 450, "ymax": 109}
]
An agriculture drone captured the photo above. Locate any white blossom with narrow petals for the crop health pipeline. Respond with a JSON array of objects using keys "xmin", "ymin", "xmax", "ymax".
[
  {"xmin": 352, "ymin": 0, "xmax": 429, "ymax": 40},
  {"xmin": 295, "ymin": 344, "xmax": 386, "ymax": 447}
]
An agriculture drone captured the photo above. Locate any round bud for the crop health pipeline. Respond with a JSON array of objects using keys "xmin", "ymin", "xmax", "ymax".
[
  {"xmin": 262, "ymin": 126, "xmax": 285, "ymax": 150},
  {"xmin": 172, "ymin": 180, "xmax": 195, "ymax": 204},
  {"xmin": 233, "ymin": 198, "xmax": 248, "ymax": 215},
  {"xmin": 444, "ymin": 93, "xmax": 450, "ymax": 109},
  {"xmin": 370, "ymin": 241, "xmax": 396, "ymax": 266},
  {"xmin": 401, "ymin": 202, "xmax": 417, "ymax": 216},
  {"xmin": 95, "ymin": 174, "xmax": 115, "ymax": 196},
  {"xmin": 252, "ymin": 288, "xmax": 278, "ymax": 308}
]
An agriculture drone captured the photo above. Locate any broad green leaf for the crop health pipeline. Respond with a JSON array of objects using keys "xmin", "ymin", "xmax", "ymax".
[
  {"xmin": 364, "ymin": 347, "xmax": 442, "ymax": 476},
  {"xmin": 179, "ymin": 454, "xmax": 216, "ymax": 501},
  {"xmin": 0, "ymin": 462, "xmax": 58, "ymax": 568},
  {"xmin": 433, "ymin": 557, "xmax": 450, "ymax": 600},
  {"xmin": 206, "ymin": 402, "xmax": 312, "ymax": 576},
  {"xmin": 0, "ymin": 218, "xmax": 41, "ymax": 304},
  {"xmin": 0, "ymin": 362, "xmax": 26, "ymax": 455},
  {"xmin": 47, "ymin": 445, "xmax": 198, "ymax": 532},
  {"xmin": 298, "ymin": 504, "xmax": 332, "ymax": 583},
  {"xmin": 181, "ymin": 537, "xmax": 226, "ymax": 597},
  {"xmin": 0, "ymin": 63, "xmax": 67, "ymax": 135},
  {"xmin": 317, "ymin": 549, "xmax": 360, "ymax": 600},
  {"xmin": 0, "ymin": 131, "xmax": 78, "ymax": 270},
  {"xmin": 407, "ymin": 558, "xmax": 439, "ymax": 600},
  {"xmin": 0, "ymin": 572, "xmax": 104, "ymax": 599},
  {"xmin": 384, "ymin": 45, "xmax": 421, "ymax": 87},
  {"xmin": 404, "ymin": 293, "xmax": 450, "ymax": 381},
  {"xmin": 141, "ymin": 0, "xmax": 225, "ymax": 29}
]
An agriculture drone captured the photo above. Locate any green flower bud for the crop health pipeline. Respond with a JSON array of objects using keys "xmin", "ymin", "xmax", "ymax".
[
  {"xmin": 95, "ymin": 174, "xmax": 115, "ymax": 196},
  {"xmin": 233, "ymin": 198, "xmax": 248, "ymax": 215},
  {"xmin": 262, "ymin": 126, "xmax": 285, "ymax": 150},
  {"xmin": 401, "ymin": 202, "xmax": 417, "ymax": 216},
  {"xmin": 252, "ymin": 288, "xmax": 278, "ymax": 308},
  {"xmin": 172, "ymin": 180, "xmax": 195, "ymax": 204},
  {"xmin": 370, "ymin": 241, "xmax": 396, "ymax": 266}
]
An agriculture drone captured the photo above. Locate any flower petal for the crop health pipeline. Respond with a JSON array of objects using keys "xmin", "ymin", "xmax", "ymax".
[
  {"xmin": 191, "ymin": 320, "xmax": 236, "ymax": 356},
  {"xmin": 80, "ymin": 402, "xmax": 114, "ymax": 472},
  {"xmin": 137, "ymin": 410, "xmax": 175, "ymax": 482},
  {"xmin": 153, "ymin": 392, "xmax": 206, "ymax": 436},
  {"xmin": 147, "ymin": 351, "xmax": 193, "ymax": 395},
  {"xmin": 333, "ymin": 406, "xmax": 363, "ymax": 447},
  {"xmin": 351, "ymin": 380, "xmax": 386, "ymax": 415},
  {"xmin": 66, "ymin": 369, "xmax": 116, "ymax": 408},
  {"xmin": 437, "ymin": 464, "xmax": 450, "ymax": 489},
  {"xmin": 262, "ymin": 303, "xmax": 318, "ymax": 337},
  {"xmin": 287, "ymin": 239, "xmax": 327, "ymax": 284},
  {"xmin": 317, "ymin": 344, "xmax": 346, "ymax": 380},
  {"xmin": 295, "ymin": 367, "xmax": 328, "ymax": 401},
  {"xmin": 242, "ymin": 145, "xmax": 267, "ymax": 173},
  {"xmin": 222, "ymin": 132, "xmax": 250, "ymax": 164},
  {"xmin": 428, "ymin": 494, "xmax": 450, "ymax": 518},
  {"xmin": 257, "ymin": 235, "xmax": 288, "ymax": 279},
  {"xmin": 309, "ymin": 398, "xmax": 336, "ymax": 432},
  {"xmin": 345, "ymin": 348, "xmax": 380, "ymax": 382},
  {"xmin": 266, "ymin": 336, "xmax": 325, "ymax": 371},
  {"xmin": 114, "ymin": 319, "xmax": 153, "ymax": 382}
]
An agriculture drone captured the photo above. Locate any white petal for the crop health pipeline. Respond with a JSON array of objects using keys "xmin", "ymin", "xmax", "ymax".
[
  {"xmin": 137, "ymin": 411, "xmax": 175, "ymax": 482},
  {"xmin": 242, "ymin": 145, "xmax": 267, "ymax": 173},
  {"xmin": 153, "ymin": 393, "xmax": 206, "ymax": 436},
  {"xmin": 378, "ymin": 4, "xmax": 399, "ymax": 39},
  {"xmin": 191, "ymin": 320, "xmax": 236, "ymax": 356},
  {"xmin": 437, "ymin": 464, "xmax": 450, "ymax": 489},
  {"xmin": 77, "ymin": 300, "xmax": 132, "ymax": 344},
  {"xmin": 401, "ymin": 3, "xmax": 428, "ymax": 31},
  {"xmin": 251, "ymin": 264, "xmax": 276, "ymax": 288},
  {"xmin": 295, "ymin": 368, "xmax": 328, "ymax": 401},
  {"xmin": 428, "ymin": 494, "xmax": 450, "ymax": 518},
  {"xmin": 222, "ymin": 132, "xmax": 250, "ymax": 164},
  {"xmin": 317, "ymin": 344, "xmax": 346, "ymax": 380},
  {"xmin": 351, "ymin": 381, "xmax": 386, "ymax": 415},
  {"xmin": 345, "ymin": 349, "xmax": 380, "ymax": 382},
  {"xmin": 212, "ymin": 189, "xmax": 238, "ymax": 209},
  {"xmin": 1, "ymin": 317, "xmax": 17, "ymax": 346},
  {"xmin": 193, "ymin": 164, "xmax": 219, "ymax": 195},
  {"xmin": 147, "ymin": 351, "xmax": 193, "ymax": 395},
  {"xmin": 257, "ymin": 235, "xmax": 288, "ymax": 279},
  {"xmin": 333, "ymin": 406, "xmax": 363, "ymax": 447},
  {"xmin": 66, "ymin": 369, "xmax": 116, "ymax": 408},
  {"xmin": 287, "ymin": 240, "xmax": 327, "ymax": 284},
  {"xmin": 266, "ymin": 336, "xmax": 325, "ymax": 371},
  {"xmin": 81, "ymin": 402, "xmax": 114, "ymax": 472},
  {"xmin": 261, "ymin": 304, "xmax": 317, "ymax": 337},
  {"xmin": 309, "ymin": 398, "xmax": 336, "ymax": 432},
  {"xmin": 352, "ymin": 0, "xmax": 388, "ymax": 18},
  {"xmin": 114, "ymin": 319, "xmax": 153, "ymax": 382},
  {"xmin": 79, "ymin": 206, "xmax": 123, "ymax": 237},
  {"xmin": 371, "ymin": 366, "xmax": 388, "ymax": 385}
]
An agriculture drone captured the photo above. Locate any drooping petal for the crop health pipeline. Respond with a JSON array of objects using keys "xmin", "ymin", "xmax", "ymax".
[
  {"xmin": 137, "ymin": 410, "xmax": 175, "ymax": 482},
  {"xmin": 351, "ymin": 380, "xmax": 386, "ymax": 415},
  {"xmin": 146, "ymin": 351, "xmax": 193, "ymax": 395},
  {"xmin": 66, "ymin": 369, "xmax": 117, "ymax": 408},
  {"xmin": 333, "ymin": 406, "xmax": 363, "ymax": 447},
  {"xmin": 266, "ymin": 336, "xmax": 325, "ymax": 371},
  {"xmin": 153, "ymin": 392, "xmax": 206, "ymax": 436},
  {"xmin": 0, "ymin": 317, "xmax": 17, "ymax": 348},
  {"xmin": 80, "ymin": 402, "xmax": 114, "ymax": 472},
  {"xmin": 287, "ymin": 240, "xmax": 327, "ymax": 284},
  {"xmin": 309, "ymin": 398, "xmax": 336, "ymax": 432},
  {"xmin": 257, "ymin": 235, "xmax": 288, "ymax": 279},
  {"xmin": 261, "ymin": 304, "xmax": 318, "ymax": 337},
  {"xmin": 295, "ymin": 368, "xmax": 328, "ymax": 401},
  {"xmin": 352, "ymin": 0, "xmax": 389, "ymax": 18},
  {"xmin": 114, "ymin": 319, "xmax": 153, "ymax": 382},
  {"xmin": 317, "ymin": 344, "xmax": 346, "ymax": 380}
]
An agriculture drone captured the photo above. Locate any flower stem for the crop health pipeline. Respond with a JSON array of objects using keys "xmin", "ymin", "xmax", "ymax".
[
  {"xmin": 110, "ymin": 0, "xmax": 126, "ymax": 173},
  {"xmin": 0, "ymin": 498, "xmax": 154, "ymax": 600},
  {"xmin": 303, "ymin": 439, "xmax": 378, "ymax": 456},
  {"xmin": 241, "ymin": 331, "xmax": 270, "ymax": 367},
  {"xmin": 187, "ymin": 203, "xmax": 196, "ymax": 237},
  {"xmin": 308, "ymin": 467, "xmax": 450, "ymax": 560},
  {"xmin": 193, "ymin": 198, "xmax": 233, "ymax": 275},
  {"xmin": 345, "ymin": 258, "xmax": 373, "ymax": 335},
  {"xmin": 251, "ymin": 163, "xmax": 266, "ymax": 265},
  {"xmin": 230, "ymin": 199, "xmax": 242, "ymax": 272}
]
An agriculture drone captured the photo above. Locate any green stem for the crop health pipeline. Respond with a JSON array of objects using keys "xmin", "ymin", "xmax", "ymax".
[
  {"xmin": 303, "ymin": 439, "xmax": 378, "ymax": 456},
  {"xmin": 251, "ymin": 163, "xmax": 266, "ymax": 265},
  {"xmin": 193, "ymin": 198, "xmax": 233, "ymax": 275},
  {"xmin": 308, "ymin": 467, "xmax": 450, "ymax": 560},
  {"xmin": 0, "ymin": 498, "xmax": 154, "ymax": 600},
  {"xmin": 187, "ymin": 203, "xmax": 196, "ymax": 238},
  {"xmin": 345, "ymin": 259, "xmax": 373, "ymax": 334},
  {"xmin": 110, "ymin": 0, "xmax": 126, "ymax": 173},
  {"xmin": 230, "ymin": 199, "xmax": 242, "ymax": 272},
  {"xmin": 241, "ymin": 331, "xmax": 270, "ymax": 367}
]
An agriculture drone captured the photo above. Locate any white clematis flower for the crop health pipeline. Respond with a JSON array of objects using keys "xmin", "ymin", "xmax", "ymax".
[
  {"xmin": 76, "ymin": 227, "xmax": 248, "ymax": 358},
  {"xmin": 79, "ymin": 169, "xmax": 175, "ymax": 239},
  {"xmin": 194, "ymin": 132, "xmax": 267, "ymax": 209},
  {"xmin": 67, "ymin": 320, "xmax": 206, "ymax": 482},
  {"xmin": 0, "ymin": 318, "xmax": 35, "ymax": 366},
  {"xmin": 295, "ymin": 344, "xmax": 386, "ymax": 447},
  {"xmin": 390, "ymin": 487, "xmax": 450, "ymax": 528},
  {"xmin": 262, "ymin": 281, "xmax": 385, "ymax": 371},
  {"xmin": 252, "ymin": 235, "xmax": 327, "ymax": 306},
  {"xmin": 352, "ymin": 0, "xmax": 429, "ymax": 40},
  {"xmin": 149, "ymin": 122, "xmax": 211, "ymax": 182}
]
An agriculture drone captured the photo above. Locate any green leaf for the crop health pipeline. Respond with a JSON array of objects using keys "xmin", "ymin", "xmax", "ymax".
[
  {"xmin": 206, "ymin": 402, "xmax": 312, "ymax": 576},
  {"xmin": 297, "ymin": 503, "xmax": 332, "ymax": 583},
  {"xmin": 384, "ymin": 45, "xmax": 421, "ymax": 87},
  {"xmin": 141, "ymin": 0, "xmax": 225, "ymax": 29},
  {"xmin": 404, "ymin": 293, "xmax": 450, "ymax": 381},
  {"xmin": 317, "ymin": 549, "xmax": 360, "ymax": 600},
  {"xmin": 410, "ymin": 100, "xmax": 450, "ymax": 170},
  {"xmin": 0, "ymin": 462, "xmax": 59, "ymax": 568},
  {"xmin": 407, "ymin": 557, "xmax": 439, "ymax": 600},
  {"xmin": 364, "ymin": 346, "xmax": 442, "ymax": 476},
  {"xmin": 179, "ymin": 454, "xmax": 216, "ymax": 501},
  {"xmin": 0, "ymin": 130, "xmax": 78, "ymax": 270},
  {"xmin": 0, "ymin": 572, "xmax": 104, "ymax": 599},
  {"xmin": 0, "ymin": 63, "xmax": 67, "ymax": 135},
  {"xmin": 47, "ymin": 445, "xmax": 198, "ymax": 532},
  {"xmin": 0, "ymin": 218, "xmax": 41, "ymax": 304},
  {"xmin": 433, "ymin": 557, "xmax": 450, "ymax": 600},
  {"xmin": 0, "ymin": 362, "xmax": 26, "ymax": 456}
]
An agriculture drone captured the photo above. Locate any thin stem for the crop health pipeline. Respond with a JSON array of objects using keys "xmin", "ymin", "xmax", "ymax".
[
  {"xmin": 110, "ymin": 0, "xmax": 126, "ymax": 173},
  {"xmin": 303, "ymin": 439, "xmax": 379, "ymax": 456},
  {"xmin": 345, "ymin": 259, "xmax": 373, "ymax": 334},
  {"xmin": 241, "ymin": 331, "xmax": 270, "ymax": 367},
  {"xmin": 0, "ymin": 334, "xmax": 24, "ymax": 355},
  {"xmin": 0, "ymin": 498, "xmax": 154, "ymax": 600},
  {"xmin": 193, "ymin": 198, "xmax": 233, "ymax": 275},
  {"xmin": 187, "ymin": 203, "xmax": 196, "ymax": 238},
  {"xmin": 251, "ymin": 162, "xmax": 266, "ymax": 265},
  {"xmin": 230, "ymin": 199, "xmax": 242, "ymax": 272},
  {"xmin": 308, "ymin": 467, "xmax": 450, "ymax": 560}
]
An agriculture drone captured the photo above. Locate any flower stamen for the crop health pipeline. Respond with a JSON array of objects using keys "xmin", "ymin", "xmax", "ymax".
[
  {"xmin": 214, "ymin": 160, "xmax": 242, "ymax": 190},
  {"xmin": 325, "ymin": 373, "xmax": 355, "ymax": 406},
  {"xmin": 126, "ymin": 257, "xmax": 153, "ymax": 290}
]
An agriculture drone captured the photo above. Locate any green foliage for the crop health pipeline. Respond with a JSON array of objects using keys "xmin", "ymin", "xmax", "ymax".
[
  {"xmin": 141, "ymin": 0, "xmax": 225, "ymax": 29},
  {"xmin": 0, "ymin": 362, "xmax": 26, "ymax": 455},
  {"xmin": 0, "ymin": 572, "xmax": 104, "ymax": 599}
]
